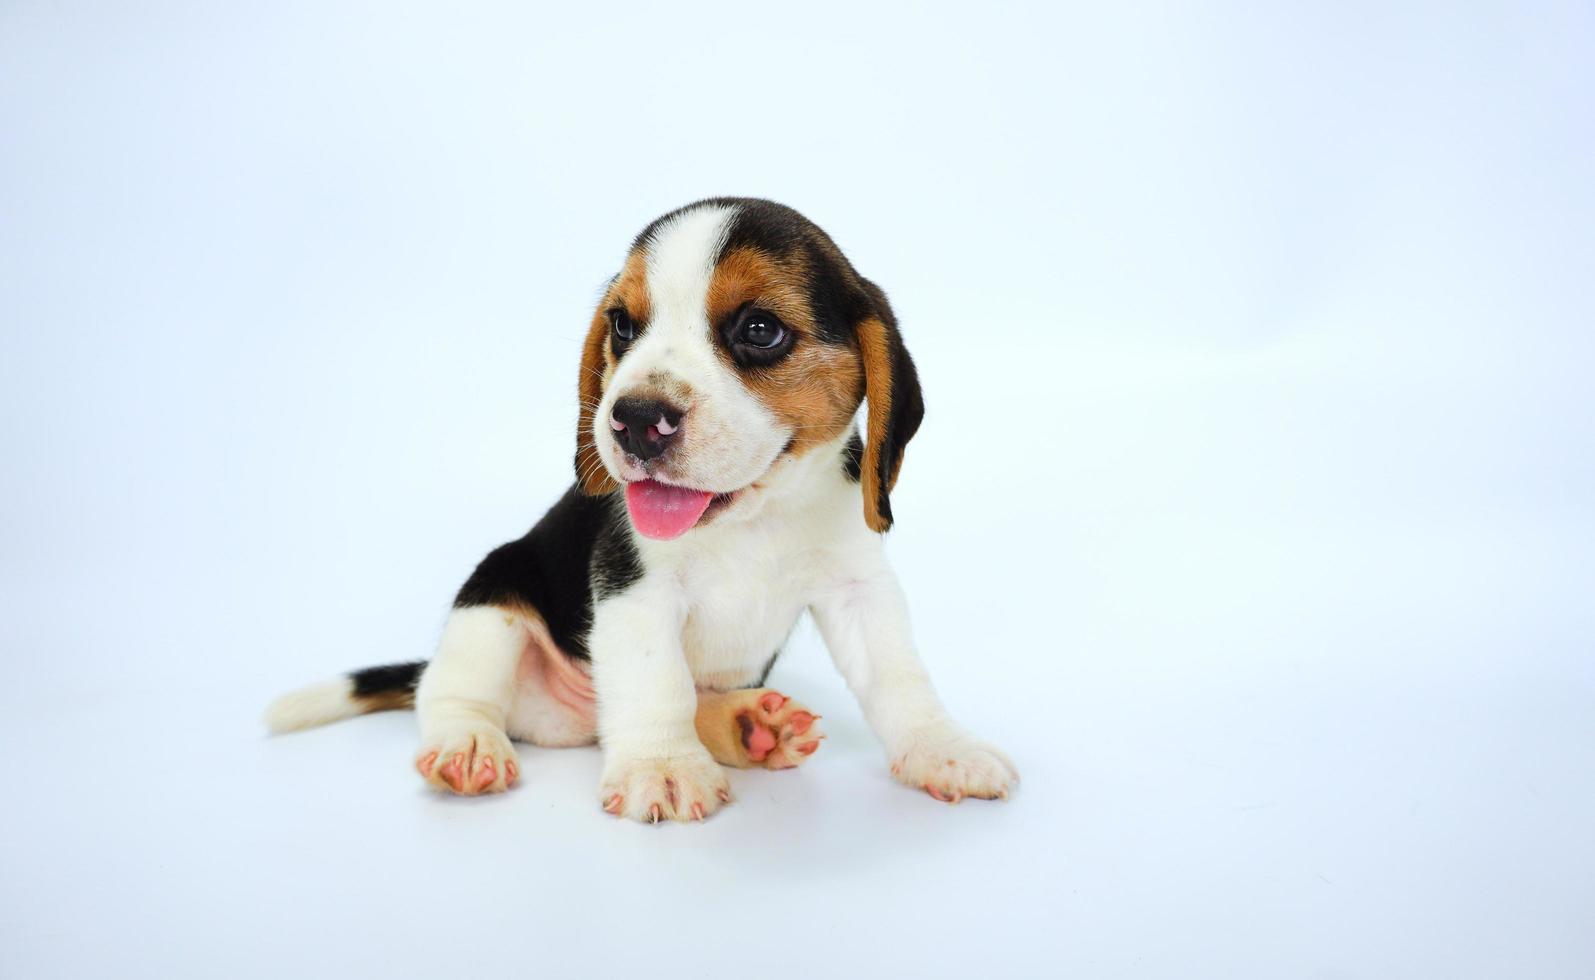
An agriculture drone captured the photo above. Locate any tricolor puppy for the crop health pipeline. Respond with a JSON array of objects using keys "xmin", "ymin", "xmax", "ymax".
[{"xmin": 267, "ymin": 198, "xmax": 1018, "ymax": 822}]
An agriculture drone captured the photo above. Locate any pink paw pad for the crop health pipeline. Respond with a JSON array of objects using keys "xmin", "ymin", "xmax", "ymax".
[
  {"xmin": 734, "ymin": 691, "xmax": 825, "ymax": 769},
  {"xmin": 440, "ymin": 754, "xmax": 466, "ymax": 792},
  {"xmin": 415, "ymin": 751, "xmax": 439, "ymax": 777},
  {"xmin": 925, "ymin": 785, "xmax": 961, "ymax": 803},
  {"xmin": 744, "ymin": 719, "xmax": 779, "ymax": 761},
  {"xmin": 473, "ymin": 758, "xmax": 496, "ymax": 792}
]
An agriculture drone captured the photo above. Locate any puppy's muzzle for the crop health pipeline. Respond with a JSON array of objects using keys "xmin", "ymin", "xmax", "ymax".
[{"xmin": 609, "ymin": 396, "xmax": 683, "ymax": 463}]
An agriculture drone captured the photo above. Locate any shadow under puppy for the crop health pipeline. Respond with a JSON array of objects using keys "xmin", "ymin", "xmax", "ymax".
[{"xmin": 267, "ymin": 197, "xmax": 1018, "ymax": 822}]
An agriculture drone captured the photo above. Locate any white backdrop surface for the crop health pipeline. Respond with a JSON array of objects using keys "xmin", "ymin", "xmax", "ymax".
[{"xmin": 1, "ymin": 2, "xmax": 1591, "ymax": 978}]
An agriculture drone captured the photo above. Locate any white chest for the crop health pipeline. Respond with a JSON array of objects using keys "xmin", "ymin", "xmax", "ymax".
[
  {"xmin": 628, "ymin": 447, "xmax": 875, "ymax": 691},
  {"xmin": 675, "ymin": 537, "xmax": 816, "ymax": 689}
]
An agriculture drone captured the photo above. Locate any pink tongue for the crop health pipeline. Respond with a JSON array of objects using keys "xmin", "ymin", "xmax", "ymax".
[{"xmin": 625, "ymin": 480, "xmax": 715, "ymax": 540}]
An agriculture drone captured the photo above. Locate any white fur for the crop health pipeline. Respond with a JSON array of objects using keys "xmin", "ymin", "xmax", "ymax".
[
  {"xmin": 415, "ymin": 606, "xmax": 524, "ymax": 730},
  {"xmin": 263, "ymin": 676, "xmax": 360, "ymax": 733}
]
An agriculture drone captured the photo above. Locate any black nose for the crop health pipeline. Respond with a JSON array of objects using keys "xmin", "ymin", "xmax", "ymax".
[{"xmin": 610, "ymin": 397, "xmax": 684, "ymax": 462}]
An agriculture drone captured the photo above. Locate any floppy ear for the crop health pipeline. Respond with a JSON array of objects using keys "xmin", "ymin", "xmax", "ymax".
[
  {"xmin": 856, "ymin": 310, "xmax": 924, "ymax": 532},
  {"xmin": 574, "ymin": 311, "xmax": 621, "ymax": 495}
]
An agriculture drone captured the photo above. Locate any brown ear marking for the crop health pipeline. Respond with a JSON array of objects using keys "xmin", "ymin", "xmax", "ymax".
[
  {"xmin": 856, "ymin": 313, "xmax": 924, "ymax": 532},
  {"xmin": 574, "ymin": 253, "xmax": 649, "ymax": 495},
  {"xmin": 574, "ymin": 308, "xmax": 620, "ymax": 495}
]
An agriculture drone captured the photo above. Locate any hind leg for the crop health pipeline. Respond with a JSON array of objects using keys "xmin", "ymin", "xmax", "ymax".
[
  {"xmin": 695, "ymin": 688, "xmax": 824, "ymax": 769},
  {"xmin": 504, "ymin": 613, "xmax": 598, "ymax": 748},
  {"xmin": 414, "ymin": 606, "xmax": 525, "ymax": 795}
]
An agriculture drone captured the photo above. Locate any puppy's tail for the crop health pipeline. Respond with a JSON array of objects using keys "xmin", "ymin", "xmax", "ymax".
[{"xmin": 263, "ymin": 661, "xmax": 426, "ymax": 734}]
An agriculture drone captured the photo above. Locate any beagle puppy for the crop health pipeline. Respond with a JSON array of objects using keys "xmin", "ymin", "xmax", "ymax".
[{"xmin": 267, "ymin": 198, "xmax": 1018, "ymax": 822}]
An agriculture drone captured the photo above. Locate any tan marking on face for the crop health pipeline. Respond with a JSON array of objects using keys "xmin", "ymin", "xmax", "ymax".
[
  {"xmin": 611, "ymin": 250, "xmax": 651, "ymax": 325},
  {"xmin": 705, "ymin": 247, "xmax": 814, "ymax": 332},
  {"xmin": 575, "ymin": 250, "xmax": 651, "ymax": 495},
  {"xmin": 748, "ymin": 343, "xmax": 863, "ymax": 455},
  {"xmin": 705, "ymin": 246, "xmax": 865, "ymax": 456}
]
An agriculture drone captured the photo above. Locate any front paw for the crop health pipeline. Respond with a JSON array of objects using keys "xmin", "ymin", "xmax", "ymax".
[
  {"xmin": 890, "ymin": 723, "xmax": 1018, "ymax": 803},
  {"xmin": 599, "ymin": 748, "xmax": 731, "ymax": 823},
  {"xmin": 695, "ymin": 688, "xmax": 824, "ymax": 770}
]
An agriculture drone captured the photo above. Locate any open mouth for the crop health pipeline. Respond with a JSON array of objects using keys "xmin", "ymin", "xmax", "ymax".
[{"xmin": 623, "ymin": 479, "xmax": 738, "ymax": 540}]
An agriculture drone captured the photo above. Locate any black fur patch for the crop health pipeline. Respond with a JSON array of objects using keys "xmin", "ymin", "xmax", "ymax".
[
  {"xmin": 454, "ymin": 487, "xmax": 640, "ymax": 660},
  {"xmin": 591, "ymin": 503, "xmax": 644, "ymax": 600},
  {"xmin": 350, "ymin": 660, "xmax": 423, "ymax": 697},
  {"xmin": 841, "ymin": 429, "xmax": 864, "ymax": 482}
]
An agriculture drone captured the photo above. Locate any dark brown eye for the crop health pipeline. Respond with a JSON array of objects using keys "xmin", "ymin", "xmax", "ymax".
[
  {"xmin": 737, "ymin": 313, "xmax": 786, "ymax": 350},
  {"xmin": 610, "ymin": 310, "xmax": 637, "ymax": 345},
  {"xmin": 720, "ymin": 306, "xmax": 794, "ymax": 366}
]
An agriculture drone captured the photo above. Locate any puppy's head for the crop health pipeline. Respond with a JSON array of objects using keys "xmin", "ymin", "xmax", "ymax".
[{"xmin": 574, "ymin": 199, "xmax": 922, "ymax": 539}]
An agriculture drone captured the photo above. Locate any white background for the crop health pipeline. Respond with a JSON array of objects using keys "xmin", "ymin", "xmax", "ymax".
[{"xmin": 2, "ymin": 2, "xmax": 1591, "ymax": 977}]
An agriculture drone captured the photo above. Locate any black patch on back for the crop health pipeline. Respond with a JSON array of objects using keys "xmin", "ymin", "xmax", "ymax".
[
  {"xmin": 350, "ymin": 660, "xmax": 424, "ymax": 697},
  {"xmin": 841, "ymin": 429, "xmax": 864, "ymax": 482},
  {"xmin": 454, "ymin": 487, "xmax": 640, "ymax": 660}
]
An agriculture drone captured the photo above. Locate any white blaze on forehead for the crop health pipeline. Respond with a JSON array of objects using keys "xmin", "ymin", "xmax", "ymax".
[{"xmin": 642, "ymin": 204, "xmax": 736, "ymax": 329}]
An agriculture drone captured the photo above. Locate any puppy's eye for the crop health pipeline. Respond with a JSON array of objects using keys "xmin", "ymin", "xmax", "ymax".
[
  {"xmin": 720, "ymin": 307, "xmax": 794, "ymax": 365},
  {"xmin": 737, "ymin": 313, "xmax": 786, "ymax": 350},
  {"xmin": 610, "ymin": 310, "xmax": 637, "ymax": 345}
]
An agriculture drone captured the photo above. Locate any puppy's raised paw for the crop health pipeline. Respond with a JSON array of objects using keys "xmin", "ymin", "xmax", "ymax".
[
  {"xmin": 415, "ymin": 722, "xmax": 519, "ymax": 796},
  {"xmin": 890, "ymin": 722, "xmax": 1017, "ymax": 804},
  {"xmin": 695, "ymin": 688, "xmax": 824, "ymax": 770},
  {"xmin": 599, "ymin": 749, "xmax": 730, "ymax": 823}
]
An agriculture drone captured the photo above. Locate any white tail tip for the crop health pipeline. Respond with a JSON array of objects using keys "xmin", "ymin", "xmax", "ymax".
[{"xmin": 263, "ymin": 677, "xmax": 359, "ymax": 734}]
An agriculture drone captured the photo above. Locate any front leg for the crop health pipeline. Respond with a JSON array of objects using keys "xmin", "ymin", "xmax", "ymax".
[
  {"xmin": 588, "ymin": 583, "xmax": 730, "ymax": 823},
  {"xmin": 811, "ymin": 559, "xmax": 1018, "ymax": 803}
]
